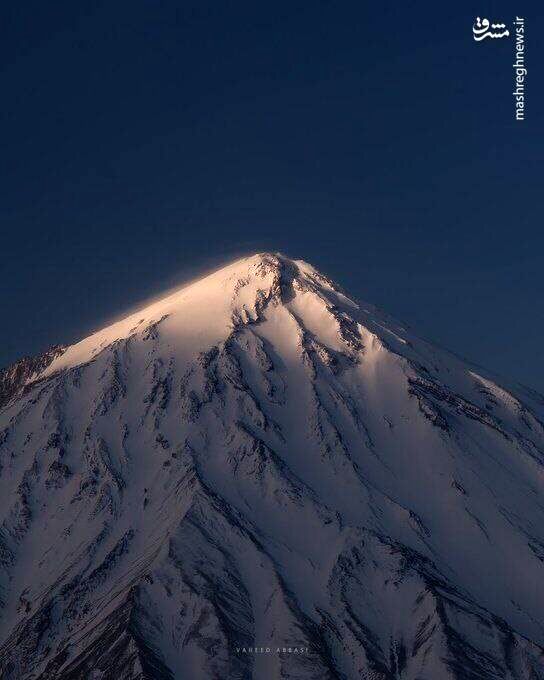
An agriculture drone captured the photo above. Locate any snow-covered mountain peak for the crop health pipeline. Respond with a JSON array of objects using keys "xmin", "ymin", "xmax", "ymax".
[
  {"xmin": 38, "ymin": 252, "xmax": 361, "ymax": 381},
  {"xmin": 1, "ymin": 253, "xmax": 544, "ymax": 679}
]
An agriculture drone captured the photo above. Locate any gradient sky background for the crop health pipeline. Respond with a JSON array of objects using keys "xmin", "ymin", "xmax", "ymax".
[{"xmin": 1, "ymin": 1, "xmax": 543, "ymax": 390}]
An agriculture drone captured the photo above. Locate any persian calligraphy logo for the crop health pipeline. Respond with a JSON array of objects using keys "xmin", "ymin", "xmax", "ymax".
[{"xmin": 473, "ymin": 17, "xmax": 510, "ymax": 41}]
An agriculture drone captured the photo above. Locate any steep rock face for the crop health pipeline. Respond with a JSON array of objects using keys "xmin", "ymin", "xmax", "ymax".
[
  {"xmin": 0, "ymin": 253, "xmax": 544, "ymax": 679},
  {"xmin": 0, "ymin": 345, "xmax": 65, "ymax": 409}
]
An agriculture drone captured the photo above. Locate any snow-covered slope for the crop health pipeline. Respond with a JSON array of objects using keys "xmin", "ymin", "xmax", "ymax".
[{"xmin": 1, "ymin": 252, "xmax": 544, "ymax": 679}]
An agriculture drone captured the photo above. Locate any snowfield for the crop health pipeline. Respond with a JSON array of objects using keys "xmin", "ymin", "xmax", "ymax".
[{"xmin": 0, "ymin": 252, "xmax": 544, "ymax": 679}]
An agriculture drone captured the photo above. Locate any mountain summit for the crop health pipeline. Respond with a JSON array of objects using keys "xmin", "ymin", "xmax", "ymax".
[{"xmin": 1, "ymin": 252, "xmax": 544, "ymax": 679}]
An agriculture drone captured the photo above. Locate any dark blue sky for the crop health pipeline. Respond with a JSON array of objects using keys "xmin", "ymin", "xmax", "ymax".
[{"xmin": 2, "ymin": 1, "xmax": 543, "ymax": 390}]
